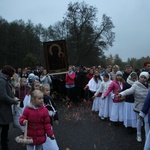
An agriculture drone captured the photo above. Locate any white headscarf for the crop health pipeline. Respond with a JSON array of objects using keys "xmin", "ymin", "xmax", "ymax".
[{"xmin": 127, "ymin": 72, "xmax": 138, "ymax": 85}]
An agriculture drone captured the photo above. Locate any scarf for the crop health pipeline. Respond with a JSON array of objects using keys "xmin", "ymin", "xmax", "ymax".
[{"xmin": 127, "ymin": 72, "xmax": 138, "ymax": 86}]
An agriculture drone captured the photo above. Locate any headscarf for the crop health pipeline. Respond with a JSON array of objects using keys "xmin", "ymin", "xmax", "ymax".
[{"xmin": 127, "ymin": 72, "xmax": 138, "ymax": 85}]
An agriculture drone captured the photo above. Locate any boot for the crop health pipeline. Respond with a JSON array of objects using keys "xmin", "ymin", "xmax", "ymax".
[{"xmin": 137, "ymin": 133, "xmax": 142, "ymax": 142}]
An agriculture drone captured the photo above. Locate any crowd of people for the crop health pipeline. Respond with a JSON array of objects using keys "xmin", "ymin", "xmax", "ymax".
[
  {"xmin": 0, "ymin": 64, "xmax": 59, "ymax": 150},
  {"xmin": 0, "ymin": 61, "xmax": 150, "ymax": 150}
]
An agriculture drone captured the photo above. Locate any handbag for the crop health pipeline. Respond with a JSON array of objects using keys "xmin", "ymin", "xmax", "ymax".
[
  {"xmin": 43, "ymin": 135, "xmax": 59, "ymax": 150},
  {"xmin": 15, "ymin": 122, "xmax": 33, "ymax": 145},
  {"xmin": 12, "ymin": 104, "xmax": 25, "ymax": 130},
  {"xmin": 23, "ymin": 94, "xmax": 31, "ymax": 112}
]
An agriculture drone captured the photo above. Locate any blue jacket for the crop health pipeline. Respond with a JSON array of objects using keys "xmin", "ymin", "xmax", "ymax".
[{"xmin": 141, "ymin": 91, "xmax": 150, "ymax": 126}]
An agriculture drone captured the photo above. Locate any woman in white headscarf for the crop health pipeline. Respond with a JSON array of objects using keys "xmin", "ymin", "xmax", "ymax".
[{"xmin": 122, "ymin": 72, "xmax": 138, "ymax": 134}]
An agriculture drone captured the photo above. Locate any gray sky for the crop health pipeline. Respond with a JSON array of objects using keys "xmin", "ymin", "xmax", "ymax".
[{"xmin": 0, "ymin": 0, "xmax": 150, "ymax": 61}]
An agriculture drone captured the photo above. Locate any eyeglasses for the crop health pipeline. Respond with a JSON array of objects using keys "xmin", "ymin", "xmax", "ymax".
[{"xmin": 140, "ymin": 76, "xmax": 147, "ymax": 79}]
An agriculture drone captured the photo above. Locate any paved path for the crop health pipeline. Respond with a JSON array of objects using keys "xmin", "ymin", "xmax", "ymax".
[{"xmin": 1, "ymin": 100, "xmax": 145, "ymax": 150}]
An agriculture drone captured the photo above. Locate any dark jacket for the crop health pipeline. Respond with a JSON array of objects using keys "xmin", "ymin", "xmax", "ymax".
[
  {"xmin": 75, "ymin": 70, "xmax": 87, "ymax": 88},
  {"xmin": 0, "ymin": 72, "xmax": 16, "ymax": 124},
  {"xmin": 123, "ymin": 71, "xmax": 131, "ymax": 81},
  {"xmin": 122, "ymin": 82, "xmax": 134, "ymax": 103}
]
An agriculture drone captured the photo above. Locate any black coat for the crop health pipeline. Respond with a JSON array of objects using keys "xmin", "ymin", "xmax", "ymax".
[
  {"xmin": 122, "ymin": 82, "xmax": 134, "ymax": 103},
  {"xmin": 123, "ymin": 71, "xmax": 131, "ymax": 81}
]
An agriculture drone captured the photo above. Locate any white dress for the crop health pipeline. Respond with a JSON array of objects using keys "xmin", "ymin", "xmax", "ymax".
[
  {"xmin": 88, "ymin": 77, "xmax": 102, "ymax": 112},
  {"xmin": 122, "ymin": 78, "xmax": 137, "ymax": 128},
  {"xmin": 123, "ymin": 102, "xmax": 137, "ymax": 128},
  {"xmin": 109, "ymin": 81, "xmax": 124, "ymax": 122},
  {"xmin": 94, "ymin": 80, "xmax": 113, "ymax": 118}
]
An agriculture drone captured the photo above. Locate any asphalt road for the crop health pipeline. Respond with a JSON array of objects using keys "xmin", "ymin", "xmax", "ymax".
[{"xmin": 1, "ymin": 100, "xmax": 145, "ymax": 150}]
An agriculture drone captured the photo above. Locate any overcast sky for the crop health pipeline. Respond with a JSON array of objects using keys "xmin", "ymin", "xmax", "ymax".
[{"xmin": 0, "ymin": 0, "xmax": 150, "ymax": 61}]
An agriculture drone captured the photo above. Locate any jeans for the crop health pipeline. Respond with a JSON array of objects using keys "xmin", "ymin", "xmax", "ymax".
[{"xmin": 144, "ymin": 129, "xmax": 150, "ymax": 150}]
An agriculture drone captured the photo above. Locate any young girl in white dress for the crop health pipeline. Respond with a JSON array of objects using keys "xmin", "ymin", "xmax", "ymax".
[
  {"xmin": 93, "ymin": 73, "xmax": 113, "ymax": 119},
  {"xmin": 86, "ymin": 70, "xmax": 102, "ymax": 112},
  {"xmin": 23, "ymin": 80, "xmax": 41, "ymax": 112},
  {"xmin": 103, "ymin": 71, "xmax": 125, "ymax": 124}
]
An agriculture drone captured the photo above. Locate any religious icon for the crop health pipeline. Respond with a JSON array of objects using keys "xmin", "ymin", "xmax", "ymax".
[{"xmin": 43, "ymin": 40, "xmax": 69, "ymax": 74}]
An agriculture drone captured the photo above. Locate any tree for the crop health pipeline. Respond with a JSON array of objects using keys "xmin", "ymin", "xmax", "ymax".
[
  {"xmin": 105, "ymin": 54, "xmax": 114, "ymax": 66},
  {"xmin": 23, "ymin": 52, "xmax": 37, "ymax": 68},
  {"xmin": 113, "ymin": 54, "xmax": 124, "ymax": 70},
  {"xmin": 0, "ymin": 17, "xmax": 9, "ymax": 66},
  {"xmin": 0, "ymin": 17, "xmax": 44, "ymax": 68},
  {"xmin": 46, "ymin": 2, "xmax": 115, "ymax": 66},
  {"xmin": 0, "ymin": 1, "xmax": 116, "ymax": 68},
  {"xmin": 128, "ymin": 56, "xmax": 150, "ymax": 70},
  {"xmin": 34, "ymin": 23, "xmax": 50, "ymax": 42},
  {"xmin": 63, "ymin": 2, "xmax": 115, "ymax": 66}
]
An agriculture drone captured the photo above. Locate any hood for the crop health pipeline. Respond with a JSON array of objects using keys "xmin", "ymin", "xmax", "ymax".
[{"xmin": 26, "ymin": 103, "xmax": 44, "ymax": 110}]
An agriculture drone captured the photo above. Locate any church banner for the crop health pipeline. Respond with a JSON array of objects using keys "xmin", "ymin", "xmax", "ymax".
[{"xmin": 43, "ymin": 40, "xmax": 69, "ymax": 75}]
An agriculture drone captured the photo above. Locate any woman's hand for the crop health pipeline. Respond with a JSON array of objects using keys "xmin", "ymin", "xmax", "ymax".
[{"xmin": 14, "ymin": 97, "xmax": 20, "ymax": 104}]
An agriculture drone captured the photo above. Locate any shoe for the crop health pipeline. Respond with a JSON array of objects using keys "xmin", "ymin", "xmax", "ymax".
[
  {"xmin": 137, "ymin": 134, "xmax": 142, "ymax": 142},
  {"xmin": 101, "ymin": 117, "xmax": 105, "ymax": 120}
]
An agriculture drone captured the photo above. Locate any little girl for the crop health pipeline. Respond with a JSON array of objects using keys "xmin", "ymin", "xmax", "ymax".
[
  {"xmin": 23, "ymin": 80, "xmax": 41, "ymax": 112},
  {"xmin": 93, "ymin": 73, "xmax": 113, "ymax": 120},
  {"xmin": 103, "ymin": 71, "xmax": 125, "ymax": 125},
  {"xmin": 41, "ymin": 84, "xmax": 59, "ymax": 150},
  {"xmin": 122, "ymin": 72, "xmax": 138, "ymax": 134},
  {"xmin": 15, "ymin": 77, "xmax": 29, "ymax": 107},
  {"xmin": 13, "ymin": 77, "xmax": 29, "ymax": 131},
  {"xmin": 40, "ymin": 69, "xmax": 52, "ymax": 85},
  {"xmin": 19, "ymin": 90, "xmax": 55, "ymax": 150},
  {"xmin": 65, "ymin": 65, "xmax": 76, "ymax": 107},
  {"xmin": 86, "ymin": 70, "xmax": 102, "ymax": 112},
  {"xmin": 41, "ymin": 84, "xmax": 58, "ymax": 125}
]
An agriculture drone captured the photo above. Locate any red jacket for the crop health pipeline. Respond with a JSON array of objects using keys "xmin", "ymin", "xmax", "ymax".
[
  {"xmin": 65, "ymin": 72, "xmax": 76, "ymax": 85},
  {"xmin": 19, "ymin": 105, "xmax": 54, "ymax": 145}
]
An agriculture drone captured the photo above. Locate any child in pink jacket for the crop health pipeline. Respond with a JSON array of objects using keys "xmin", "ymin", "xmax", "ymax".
[
  {"xmin": 19, "ymin": 90, "xmax": 55, "ymax": 150},
  {"xmin": 103, "ymin": 71, "xmax": 125, "ymax": 125}
]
